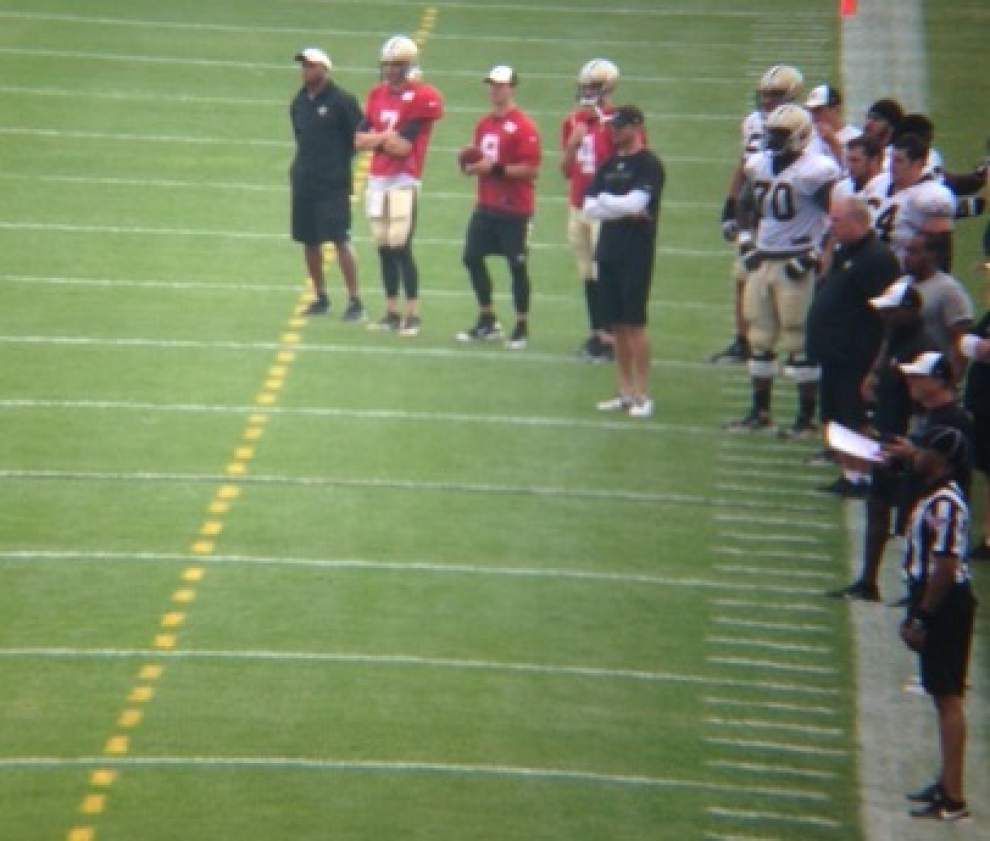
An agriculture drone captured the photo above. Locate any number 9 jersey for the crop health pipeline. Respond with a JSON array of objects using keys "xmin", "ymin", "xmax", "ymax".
[{"xmin": 744, "ymin": 150, "xmax": 841, "ymax": 255}]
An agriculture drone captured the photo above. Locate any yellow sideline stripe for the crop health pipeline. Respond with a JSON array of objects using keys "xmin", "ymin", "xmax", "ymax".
[{"xmin": 65, "ymin": 7, "xmax": 440, "ymax": 839}]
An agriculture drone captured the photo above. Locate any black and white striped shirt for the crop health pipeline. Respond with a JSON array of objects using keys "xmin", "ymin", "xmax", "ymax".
[{"xmin": 903, "ymin": 481, "xmax": 971, "ymax": 589}]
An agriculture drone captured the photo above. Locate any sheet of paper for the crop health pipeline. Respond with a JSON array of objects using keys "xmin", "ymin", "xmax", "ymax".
[{"xmin": 825, "ymin": 421, "xmax": 885, "ymax": 463}]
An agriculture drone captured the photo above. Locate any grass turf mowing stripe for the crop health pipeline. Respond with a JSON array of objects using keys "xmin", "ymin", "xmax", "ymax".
[{"xmin": 0, "ymin": 755, "xmax": 829, "ymax": 802}]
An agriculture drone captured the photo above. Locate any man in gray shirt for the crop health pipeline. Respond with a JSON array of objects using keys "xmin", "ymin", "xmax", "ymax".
[{"xmin": 902, "ymin": 233, "xmax": 973, "ymax": 380}]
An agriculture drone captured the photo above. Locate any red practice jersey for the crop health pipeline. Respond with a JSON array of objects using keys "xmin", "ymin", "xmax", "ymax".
[
  {"xmin": 561, "ymin": 107, "xmax": 615, "ymax": 209},
  {"xmin": 474, "ymin": 107, "xmax": 542, "ymax": 217},
  {"xmin": 365, "ymin": 81, "xmax": 444, "ymax": 180}
]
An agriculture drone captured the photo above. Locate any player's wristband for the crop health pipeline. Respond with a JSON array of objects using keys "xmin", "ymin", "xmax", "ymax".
[
  {"xmin": 491, "ymin": 163, "xmax": 506, "ymax": 177},
  {"xmin": 960, "ymin": 334, "xmax": 981, "ymax": 360}
]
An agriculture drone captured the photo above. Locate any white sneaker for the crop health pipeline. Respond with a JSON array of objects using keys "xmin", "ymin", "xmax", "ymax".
[
  {"xmin": 628, "ymin": 398, "xmax": 654, "ymax": 418},
  {"xmin": 596, "ymin": 395, "xmax": 632, "ymax": 412}
]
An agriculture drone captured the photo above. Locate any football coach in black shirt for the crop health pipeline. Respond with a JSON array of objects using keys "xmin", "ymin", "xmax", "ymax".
[
  {"xmin": 290, "ymin": 47, "xmax": 365, "ymax": 318},
  {"xmin": 583, "ymin": 106, "xmax": 664, "ymax": 419}
]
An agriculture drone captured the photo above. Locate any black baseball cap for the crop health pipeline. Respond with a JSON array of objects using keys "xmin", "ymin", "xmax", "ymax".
[{"xmin": 610, "ymin": 105, "xmax": 644, "ymax": 128}]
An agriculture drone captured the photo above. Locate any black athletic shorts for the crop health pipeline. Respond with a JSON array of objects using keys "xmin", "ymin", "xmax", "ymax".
[
  {"xmin": 463, "ymin": 210, "xmax": 529, "ymax": 263},
  {"xmin": 291, "ymin": 187, "xmax": 351, "ymax": 246},
  {"xmin": 919, "ymin": 585, "xmax": 977, "ymax": 697},
  {"xmin": 598, "ymin": 253, "xmax": 653, "ymax": 327}
]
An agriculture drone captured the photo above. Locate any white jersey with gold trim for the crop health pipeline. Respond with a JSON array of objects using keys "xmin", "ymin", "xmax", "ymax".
[
  {"xmin": 831, "ymin": 171, "xmax": 891, "ymax": 222},
  {"xmin": 875, "ymin": 175, "xmax": 956, "ymax": 263},
  {"xmin": 740, "ymin": 110, "xmax": 767, "ymax": 155},
  {"xmin": 744, "ymin": 150, "xmax": 842, "ymax": 255}
]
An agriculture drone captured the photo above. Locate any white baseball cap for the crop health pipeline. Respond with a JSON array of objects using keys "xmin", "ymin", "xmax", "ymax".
[
  {"xmin": 805, "ymin": 84, "xmax": 841, "ymax": 109},
  {"xmin": 295, "ymin": 48, "xmax": 332, "ymax": 71},
  {"xmin": 484, "ymin": 65, "xmax": 517, "ymax": 85},
  {"xmin": 898, "ymin": 351, "xmax": 951, "ymax": 380},
  {"xmin": 868, "ymin": 278, "xmax": 913, "ymax": 310}
]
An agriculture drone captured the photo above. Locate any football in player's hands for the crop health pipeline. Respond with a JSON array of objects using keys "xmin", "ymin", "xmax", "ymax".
[{"xmin": 458, "ymin": 146, "xmax": 483, "ymax": 171}]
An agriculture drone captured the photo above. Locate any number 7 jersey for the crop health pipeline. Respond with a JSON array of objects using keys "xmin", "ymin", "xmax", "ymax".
[{"xmin": 744, "ymin": 150, "xmax": 841, "ymax": 255}]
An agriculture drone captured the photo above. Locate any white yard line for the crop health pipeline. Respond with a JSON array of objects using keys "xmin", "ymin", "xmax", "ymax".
[
  {"xmin": 0, "ymin": 754, "xmax": 827, "ymax": 801},
  {"xmin": 712, "ymin": 565, "xmax": 836, "ymax": 582},
  {"xmin": 708, "ymin": 598, "xmax": 828, "ymax": 615},
  {"xmin": 703, "ymin": 697, "xmax": 837, "ymax": 716},
  {"xmin": 712, "ymin": 546, "xmax": 831, "ymax": 563},
  {"xmin": 711, "ymin": 618, "xmax": 831, "ymax": 635},
  {"xmin": 0, "ymin": 549, "xmax": 829, "ymax": 596},
  {"xmin": 0, "ymin": 647, "xmax": 839, "ymax": 698},
  {"xmin": 0, "ymin": 397, "xmax": 712, "ymax": 437},
  {"xmin": 706, "ymin": 637, "xmax": 832, "ymax": 655},
  {"xmin": 706, "ymin": 717, "xmax": 843, "ymax": 738},
  {"xmin": 705, "ymin": 738, "xmax": 848, "ymax": 759},
  {"xmin": 707, "ymin": 806, "xmax": 840, "ymax": 830},
  {"xmin": 707, "ymin": 759, "xmax": 837, "ymax": 781},
  {"xmin": 707, "ymin": 657, "xmax": 837, "ymax": 677}
]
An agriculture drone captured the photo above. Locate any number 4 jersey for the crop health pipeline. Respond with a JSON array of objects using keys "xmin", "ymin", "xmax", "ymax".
[
  {"xmin": 561, "ymin": 108, "xmax": 615, "ymax": 209},
  {"xmin": 744, "ymin": 150, "xmax": 841, "ymax": 256}
]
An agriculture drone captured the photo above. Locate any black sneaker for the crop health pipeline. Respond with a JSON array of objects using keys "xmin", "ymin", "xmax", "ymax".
[
  {"xmin": 505, "ymin": 321, "xmax": 528, "ymax": 351},
  {"xmin": 303, "ymin": 295, "xmax": 330, "ymax": 316},
  {"xmin": 342, "ymin": 297, "xmax": 365, "ymax": 322},
  {"xmin": 907, "ymin": 782, "xmax": 943, "ymax": 803},
  {"xmin": 910, "ymin": 796, "xmax": 970, "ymax": 821},
  {"xmin": 367, "ymin": 312, "xmax": 401, "ymax": 332},
  {"xmin": 709, "ymin": 336, "xmax": 750, "ymax": 364},
  {"xmin": 724, "ymin": 411, "xmax": 774, "ymax": 433},
  {"xmin": 456, "ymin": 315, "xmax": 503, "ymax": 343},
  {"xmin": 580, "ymin": 336, "xmax": 614, "ymax": 363},
  {"xmin": 826, "ymin": 580, "xmax": 881, "ymax": 601}
]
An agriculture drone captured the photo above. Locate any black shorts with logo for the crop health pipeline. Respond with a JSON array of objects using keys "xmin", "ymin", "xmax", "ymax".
[
  {"xmin": 919, "ymin": 585, "xmax": 977, "ymax": 697},
  {"xmin": 291, "ymin": 186, "xmax": 351, "ymax": 246},
  {"xmin": 463, "ymin": 209, "xmax": 529, "ymax": 263}
]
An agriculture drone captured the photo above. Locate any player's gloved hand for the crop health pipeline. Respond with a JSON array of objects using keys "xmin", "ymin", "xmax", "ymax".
[{"xmin": 721, "ymin": 219, "xmax": 739, "ymax": 242}]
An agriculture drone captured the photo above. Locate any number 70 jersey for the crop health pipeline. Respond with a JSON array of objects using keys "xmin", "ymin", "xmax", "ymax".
[{"xmin": 744, "ymin": 150, "xmax": 841, "ymax": 256}]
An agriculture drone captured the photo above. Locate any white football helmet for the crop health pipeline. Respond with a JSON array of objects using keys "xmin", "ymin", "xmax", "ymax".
[
  {"xmin": 758, "ymin": 64, "xmax": 804, "ymax": 106},
  {"xmin": 765, "ymin": 104, "xmax": 813, "ymax": 154},
  {"xmin": 380, "ymin": 35, "xmax": 418, "ymax": 65},
  {"xmin": 577, "ymin": 58, "xmax": 619, "ymax": 106}
]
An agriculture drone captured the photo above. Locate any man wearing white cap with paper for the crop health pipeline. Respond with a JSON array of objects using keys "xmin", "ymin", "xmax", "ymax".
[{"xmin": 290, "ymin": 47, "xmax": 365, "ymax": 318}]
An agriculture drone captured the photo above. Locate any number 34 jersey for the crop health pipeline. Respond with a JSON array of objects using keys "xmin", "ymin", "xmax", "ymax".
[{"xmin": 744, "ymin": 150, "xmax": 841, "ymax": 256}]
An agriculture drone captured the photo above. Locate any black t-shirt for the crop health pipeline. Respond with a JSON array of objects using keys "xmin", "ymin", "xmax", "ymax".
[
  {"xmin": 289, "ymin": 82, "xmax": 363, "ymax": 193},
  {"xmin": 806, "ymin": 232, "xmax": 901, "ymax": 366},
  {"xmin": 963, "ymin": 311, "xmax": 990, "ymax": 418},
  {"xmin": 587, "ymin": 149, "xmax": 664, "ymax": 262}
]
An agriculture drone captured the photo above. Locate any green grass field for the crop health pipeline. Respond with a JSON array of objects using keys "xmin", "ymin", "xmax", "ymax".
[{"xmin": 0, "ymin": 1, "xmax": 986, "ymax": 839}]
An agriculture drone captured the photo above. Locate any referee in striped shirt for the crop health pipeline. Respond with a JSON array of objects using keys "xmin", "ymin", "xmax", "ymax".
[{"xmin": 894, "ymin": 425, "xmax": 976, "ymax": 821}]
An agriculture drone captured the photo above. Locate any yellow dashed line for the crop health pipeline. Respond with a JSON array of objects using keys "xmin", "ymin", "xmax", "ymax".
[
  {"xmin": 117, "ymin": 709, "xmax": 143, "ymax": 729},
  {"xmin": 89, "ymin": 770, "xmax": 117, "ymax": 788},
  {"xmin": 104, "ymin": 736, "xmax": 128, "ymax": 755},
  {"xmin": 64, "ymin": 14, "xmax": 443, "ymax": 838},
  {"xmin": 128, "ymin": 686, "xmax": 154, "ymax": 704}
]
